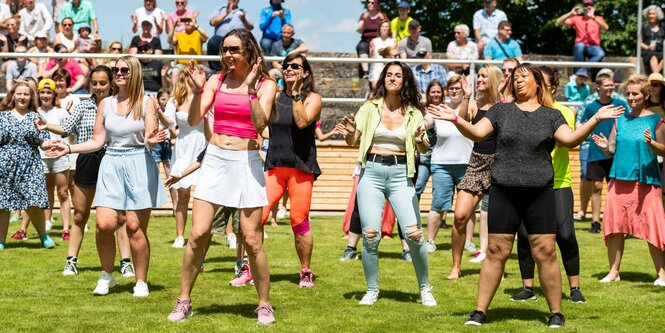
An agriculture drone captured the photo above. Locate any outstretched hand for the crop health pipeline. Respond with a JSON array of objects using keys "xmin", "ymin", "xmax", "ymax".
[
  {"xmin": 243, "ymin": 57, "xmax": 263, "ymax": 91},
  {"xmin": 427, "ymin": 104, "xmax": 457, "ymax": 122},
  {"xmin": 147, "ymin": 128, "xmax": 167, "ymax": 146},
  {"xmin": 165, "ymin": 174, "xmax": 182, "ymax": 187},
  {"xmin": 592, "ymin": 133, "xmax": 609, "ymax": 150},
  {"xmin": 46, "ymin": 140, "xmax": 69, "ymax": 158},
  {"xmin": 186, "ymin": 60, "xmax": 206, "ymax": 91},
  {"xmin": 414, "ymin": 125, "xmax": 426, "ymax": 142},
  {"xmin": 595, "ymin": 105, "xmax": 625, "ymax": 121},
  {"xmin": 645, "ymin": 128, "xmax": 654, "ymax": 145},
  {"xmin": 461, "ymin": 75, "xmax": 472, "ymax": 98},
  {"xmin": 336, "ymin": 114, "xmax": 356, "ymax": 137},
  {"xmin": 34, "ymin": 117, "xmax": 47, "ymax": 131}
]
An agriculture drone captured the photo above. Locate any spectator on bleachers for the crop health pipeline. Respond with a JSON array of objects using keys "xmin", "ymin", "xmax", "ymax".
[
  {"xmin": 92, "ymin": 40, "xmax": 123, "ymax": 68},
  {"xmin": 640, "ymin": 5, "xmax": 665, "ymax": 74},
  {"xmin": 412, "ymin": 48, "xmax": 447, "ymax": 95},
  {"xmin": 43, "ymin": 43, "xmax": 87, "ymax": 94},
  {"xmin": 357, "ymin": 0, "xmax": 388, "ymax": 79},
  {"xmin": 269, "ymin": 24, "xmax": 308, "ymax": 84},
  {"xmin": 57, "ymin": 0, "xmax": 98, "ymax": 37},
  {"xmin": 168, "ymin": 0, "xmax": 198, "ymax": 38},
  {"xmin": 0, "ymin": 16, "xmax": 28, "ymax": 52},
  {"xmin": 74, "ymin": 23, "xmax": 99, "ymax": 54},
  {"xmin": 391, "ymin": 1, "xmax": 413, "ymax": 42},
  {"xmin": 446, "ymin": 24, "xmax": 478, "ymax": 75},
  {"xmin": 170, "ymin": 15, "xmax": 207, "ymax": 83},
  {"xmin": 5, "ymin": 45, "xmax": 38, "ymax": 91},
  {"xmin": 18, "ymin": 0, "xmax": 53, "ymax": 43},
  {"xmin": 565, "ymin": 68, "xmax": 591, "ymax": 110},
  {"xmin": 398, "ymin": 19, "xmax": 431, "ymax": 59},
  {"xmin": 473, "ymin": 0, "xmax": 507, "ymax": 57},
  {"xmin": 484, "ymin": 20, "xmax": 522, "ymax": 62},
  {"xmin": 556, "ymin": 0, "xmax": 608, "ymax": 72},
  {"xmin": 0, "ymin": 2, "xmax": 10, "ymax": 35},
  {"xmin": 53, "ymin": 16, "xmax": 76, "ymax": 52},
  {"xmin": 259, "ymin": 0, "xmax": 291, "ymax": 55},
  {"xmin": 208, "ymin": 0, "xmax": 254, "ymax": 72},
  {"xmin": 132, "ymin": 0, "xmax": 167, "ymax": 38},
  {"xmin": 138, "ymin": 41, "xmax": 167, "ymax": 95},
  {"xmin": 129, "ymin": 18, "xmax": 163, "ymax": 55},
  {"xmin": 28, "ymin": 31, "xmax": 53, "ymax": 77},
  {"xmin": 368, "ymin": 20, "xmax": 395, "ymax": 88}
]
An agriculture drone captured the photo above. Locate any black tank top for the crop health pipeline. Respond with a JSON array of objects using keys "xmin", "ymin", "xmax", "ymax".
[
  {"xmin": 265, "ymin": 92, "xmax": 321, "ymax": 179},
  {"xmin": 471, "ymin": 108, "xmax": 496, "ymax": 154}
]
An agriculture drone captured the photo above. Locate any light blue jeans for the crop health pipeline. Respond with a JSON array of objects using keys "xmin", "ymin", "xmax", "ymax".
[
  {"xmin": 414, "ymin": 162, "xmax": 431, "ymax": 200},
  {"xmin": 357, "ymin": 161, "xmax": 429, "ymax": 292}
]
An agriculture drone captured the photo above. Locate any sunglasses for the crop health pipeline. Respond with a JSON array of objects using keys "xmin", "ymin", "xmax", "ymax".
[
  {"xmin": 222, "ymin": 46, "xmax": 242, "ymax": 54},
  {"xmin": 111, "ymin": 47, "xmax": 122, "ymax": 51},
  {"xmin": 111, "ymin": 67, "xmax": 130, "ymax": 76},
  {"xmin": 62, "ymin": 23, "xmax": 72, "ymax": 27},
  {"xmin": 175, "ymin": 1, "xmax": 185, "ymax": 4},
  {"xmin": 282, "ymin": 63, "xmax": 303, "ymax": 70}
]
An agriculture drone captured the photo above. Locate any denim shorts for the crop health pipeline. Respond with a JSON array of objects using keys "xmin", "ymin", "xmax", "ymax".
[
  {"xmin": 431, "ymin": 164, "xmax": 468, "ymax": 212},
  {"xmin": 150, "ymin": 140, "xmax": 172, "ymax": 163}
]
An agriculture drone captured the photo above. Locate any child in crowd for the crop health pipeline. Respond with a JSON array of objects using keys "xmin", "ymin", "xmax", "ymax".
[{"xmin": 75, "ymin": 23, "xmax": 99, "ymax": 53}]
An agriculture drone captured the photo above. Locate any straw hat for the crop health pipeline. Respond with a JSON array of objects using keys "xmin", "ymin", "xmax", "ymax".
[{"xmin": 648, "ymin": 73, "xmax": 665, "ymax": 85}]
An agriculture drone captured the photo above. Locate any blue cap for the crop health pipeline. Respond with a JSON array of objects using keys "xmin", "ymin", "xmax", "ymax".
[
  {"xmin": 575, "ymin": 68, "xmax": 589, "ymax": 77},
  {"xmin": 397, "ymin": 1, "xmax": 411, "ymax": 8},
  {"xmin": 78, "ymin": 22, "xmax": 91, "ymax": 33}
]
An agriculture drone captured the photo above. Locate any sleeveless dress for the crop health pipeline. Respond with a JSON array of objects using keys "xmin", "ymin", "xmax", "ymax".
[{"xmin": 166, "ymin": 98, "xmax": 207, "ymax": 189}]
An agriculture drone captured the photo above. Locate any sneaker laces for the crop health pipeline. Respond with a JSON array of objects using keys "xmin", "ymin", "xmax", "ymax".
[
  {"xmin": 172, "ymin": 298, "xmax": 190, "ymax": 313},
  {"xmin": 254, "ymin": 305, "xmax": 274, "ymax": 315},
  {"xmin": 300, "ymin": 270, "xmax": 312, "ymax": 283}
]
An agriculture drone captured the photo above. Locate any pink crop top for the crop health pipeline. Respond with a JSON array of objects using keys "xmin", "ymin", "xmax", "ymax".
[{"xmin": 212, "ymin": 74, "xmax": 263, "ymax": 139}]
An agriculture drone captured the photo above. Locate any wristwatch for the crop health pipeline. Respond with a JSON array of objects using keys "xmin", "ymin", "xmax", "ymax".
[{"xmin": 292, "ymin": 93, "xmax": 301, "ymax": 101}]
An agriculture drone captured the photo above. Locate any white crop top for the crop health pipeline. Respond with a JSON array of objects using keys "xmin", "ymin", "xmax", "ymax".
[
  {"xmin": 372, "ymin": 121, "xmax": 406, "ymax": 152},
  {"xmin": 103, "ymin": 95, "xmax": 149, "ymax": 149}
]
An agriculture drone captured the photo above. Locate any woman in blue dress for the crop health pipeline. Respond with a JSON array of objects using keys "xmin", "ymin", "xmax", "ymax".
[{"xmin": 0, "ymin": 80, "xmax": 56, "ymax": 250}]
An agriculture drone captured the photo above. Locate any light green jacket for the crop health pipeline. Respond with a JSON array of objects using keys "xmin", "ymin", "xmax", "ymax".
[{"xmin": 354, "ymin": 98, "xmax": 425, "ymax": 177}]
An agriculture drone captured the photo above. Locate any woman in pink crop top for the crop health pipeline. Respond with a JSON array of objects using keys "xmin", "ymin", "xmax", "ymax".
[{"xmin": 168, "ymin": 29, "xmax": 277, "ymax": 325}]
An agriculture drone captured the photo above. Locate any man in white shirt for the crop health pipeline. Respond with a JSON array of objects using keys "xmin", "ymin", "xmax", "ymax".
[
  {"xmin": 131, "ymin": 0, "xmax": 167, "ymax": 38},
  {"xmin": 6, "ymin": 45, "xmax": 39, "ymax": 91},
  {"xmin": 472, "ymin": 0, "xmax": 508, "ymax": 57},
  {"xmin": 0, "ymin": 2, "xmax": 12, "ymax": 35},
  {"xmin": 19, "ymin": 0, "xmax": 54, "ymax": 42}
]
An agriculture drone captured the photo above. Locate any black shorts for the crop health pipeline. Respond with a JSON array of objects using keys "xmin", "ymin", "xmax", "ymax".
[
  {"xmin": 585, "ymin": 159, "xmax": 613, "ymax": 182},
  {"xmin": 356, "ymin": 40, "xmax": 370, "ymax": 55},
  {"xmin": 74, "ymin": 149, "xmax": 105, "ymax": 188},
  {"xmin": 488, "ymin": 185, "xmax": 556, "ymax": 235}
]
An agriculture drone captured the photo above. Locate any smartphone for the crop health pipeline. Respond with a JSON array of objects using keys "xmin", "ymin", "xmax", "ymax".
[{"xmin": 181, "ymin": 17, "xmax": 192, "ymax": 23}]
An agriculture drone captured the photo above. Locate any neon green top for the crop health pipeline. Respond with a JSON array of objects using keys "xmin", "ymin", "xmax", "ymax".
[
  {"xmin": 354, "ymin": 98, "xmax": 424, "ymax": 177},
  {"xmin": 390, "ymin": 17, "xmax": 413, "ymax": 42},
  {"xmin": 551, "ymin": 102, "xmax": 575, "ymax": 189}
]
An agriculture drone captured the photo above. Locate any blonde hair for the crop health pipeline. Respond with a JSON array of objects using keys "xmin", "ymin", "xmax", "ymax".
[
  {"xmin": 1, "ymin": 81, "xmax": 39, "ymax": 111},
  {"xmin": 476, "ymin": 64, "xmax": 502, "ymax": 104},
  {"xmin": 117, "ymin": 56, "xmax": 145, "ymax": 121},
  {"xmin": 172, "ymin": 69, "xmax": 192, "ymax": 108},
  {"xmin": 625, "ymin": 74, "xmax": 650, "ymax": 97},
  {"xmin": 108, "ymin": 40, "xmax": 122, "ymax": 52}
]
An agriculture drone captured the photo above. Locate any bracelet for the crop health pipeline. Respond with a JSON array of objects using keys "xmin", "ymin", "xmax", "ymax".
[
  {"xmin": 463, "ymin": 96, "xmax": 471, "ymax": 100},
  {"xmin": 594, "ymin": 115, "xmax": 600, "ymax": 123},
  {"xmin": 453, "ymin": 115, "xmax": 459, "ymax": 124},
  {"xmin": 66, "ymin": 143, "xmax": 71, "ymax": 154}
]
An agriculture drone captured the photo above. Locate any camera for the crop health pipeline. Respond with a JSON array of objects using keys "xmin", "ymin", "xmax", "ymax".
[
  {"xmin": 181, "ymin": 17, "xmax": 192, "ymax": 23},
  {"xmin": 576, "ymin": 7, "xmax": 588, "ymax": 15}
]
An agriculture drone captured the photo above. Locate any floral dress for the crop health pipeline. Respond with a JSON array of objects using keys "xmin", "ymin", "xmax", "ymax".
[{"xmin": 0, "ymin": 111, "xmax": 50, "ymax": 210}]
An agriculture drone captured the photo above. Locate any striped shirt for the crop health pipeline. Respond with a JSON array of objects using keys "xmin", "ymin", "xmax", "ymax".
[{"xmin": 60, "ymin": 98, "xmax": 97, "ymax": 143}]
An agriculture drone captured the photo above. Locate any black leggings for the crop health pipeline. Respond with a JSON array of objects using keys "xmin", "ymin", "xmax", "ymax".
[
  {"xmin": 516, "ymin": 187, "xmax": 580, "ymax": 280},
  {"xmin": 349, "ymin": 196, "xmax": 404, "ymax": 240}
]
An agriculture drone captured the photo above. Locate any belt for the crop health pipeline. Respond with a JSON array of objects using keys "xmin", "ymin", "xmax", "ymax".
[{"xmin": 367, "ymin": 153, "xmax": 407, "ymax": 166}]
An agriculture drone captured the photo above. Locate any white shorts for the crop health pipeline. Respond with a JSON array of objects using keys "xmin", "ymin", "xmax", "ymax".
[
  {"xmin": 69, "ymin": 153, "xmax": 79, "ymax": 170},
  {"xmin": 194, "ymin": 145, "xmax": 267, "ymax": 209},
  {"xmin": 42, "ymin": 156, "xmax": 71, "ymax": 174}
]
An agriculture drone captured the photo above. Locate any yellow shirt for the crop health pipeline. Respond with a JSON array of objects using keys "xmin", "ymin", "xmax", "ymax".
[
  {"xmin": 390, "ymin": 17, "xmax": 412, "ymax": 42},
  {"xmin": 175, "ymin": 30, "xmax": 202, "ymax": 64},
  {"xmin": 551, "ymin": 102, "xmax": 575, "ymax": 189}
]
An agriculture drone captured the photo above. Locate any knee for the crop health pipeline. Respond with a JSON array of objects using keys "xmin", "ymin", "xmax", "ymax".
[
  {"xmin": 362, "ymin": 228, "xmax": 380, "ymax": 251},
  {"xmin": 57, "ymin": 188, "xmax": 69, "ymax": 201},
  {"xmin": 242, "ymin": 231, "xmax": 264, "ymax": 256},
  {"xmin": 291, "ymin": 217, "xmax": 311, "ymax": 236},
  {"xmin": 486, "ymin": 242, "xmax": 510, "ymax": 261},
  {"xmin": 73, "ymin": 210, "xmax": 90, "ymax": 225},
  {"xmin": 592, "ymin": 182, "xmax": 603, "ymax": 192},
  {"xmin": 405, "ymin": 225, "xmax": 423, "ymax": 245},
  {"xmin": 96, "ymin": 221, "xmax": 116, "ymax": 234},
  {"xmin": 531, "ymin": 243, "xmax": 557, "ymax": 263},
  {"xmin": 454, "ymin": 210, "xmax": 471, "ymax": 227},
  {"xmin": 124, "ymin": 221, "xmax": 141, "ymax": 236}
]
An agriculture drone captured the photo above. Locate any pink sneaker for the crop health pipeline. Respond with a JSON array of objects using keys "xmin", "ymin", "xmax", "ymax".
[
  {"xmin": 229, "ymin": 263, "xmax": 254, "ymax": 287},
  {"xmin": 299, "ymin": 267, "xmax": 314, "ymax": 288},
  {"xmin": 167, "ymin": 298, "xmax": 192, "ymax": 322},
  {"xmin": 11, "ymin": 229, "xmax": 27, "ymax": 241},
  {"xmin": 255, "ymin": 305, "xmax": 276, "ymax": 325}
]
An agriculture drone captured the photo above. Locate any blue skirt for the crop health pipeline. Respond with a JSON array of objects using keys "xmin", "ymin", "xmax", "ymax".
[{"xmin": 93, "ymin": 147, "xmax": 168, "ymax": 210}]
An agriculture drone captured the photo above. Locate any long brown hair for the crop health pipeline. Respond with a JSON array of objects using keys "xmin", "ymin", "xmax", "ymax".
[
  {"xmin": 221, "ymin": 29, "xmax": 270, "ymax": 81},
  {"xmin": 282, "ymin": 53, "xmax": 316, "ymax": 97},
  {"xmin": 1, "ymin": 80, "xmax": 39, "ymax": 111},
  {"xmin": 510, "ymin": 63, "xmax": 554, "ymax": 108}
]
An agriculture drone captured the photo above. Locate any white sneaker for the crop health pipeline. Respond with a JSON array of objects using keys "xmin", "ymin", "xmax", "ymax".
[
  {"xmin": 654, "ymin": 279, "xmax": 665, "ymax": 287},
  {"xmin": 426, "ymin": 240, "xmax": 436, "ymax": 253},
  {"xmin": 469, "ymin": 251, "xmax": 486, "ymax": 263},
  {"xmin": 359, "ymin": 290, "xmax": 379, "ymax": 305},
  {"xmin": 420, "ymin": 285, "xmax": 437, "ymax": 306},
  {"xmin": 227, "ymin": 233, "xmax": 237, "ymax": 249},
  {"xmin": 464, "ymin": 241, "xmax": 478, "ymax": 253},
  {"xmin": 172, "ymin": 236, "xmax": 185, "ymax": 248},
  {"xmin": 84, "ymin": 223, "xmax": 89, "ymax": 232},
  {"xmin": 276, "ymin": 205, "xmax": 287, "ymax": 219},
  {"xmin": 45, "ymin": 219, "xmax": 52, "ymax": 231},
  {"xmin": 93, "ymin": 271, "xmax": 117, "ymax": 295},
  {"xmin": 133, "ymin": 280, "xmax": 149, "ymax": 297},
  {"xmin": 263, "ymin": 231, "xmax": 269, "ymax": 239},
  {"xmin": 598, "ymin": 274, "xmax": 620, "ymax": 283}
]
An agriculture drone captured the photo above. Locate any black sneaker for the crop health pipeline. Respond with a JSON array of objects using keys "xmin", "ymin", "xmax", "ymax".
[
  {"xmin": 510, "ymin": 287, "xmax": 537, "ymax": 301},
  {"xmin": 548, "ymin": 312, "xmax": 565, "ymax": 328},
  {"xmin": 568, "ymin": 288, "xmax": 586, "ymax": 303},
  {"xmin": 588, "ymin": 221, "xmax": 601, "ymax": 233},
  {"xmin": 464, "ymin": 310, "xmax": 486, "ymax": 326}
]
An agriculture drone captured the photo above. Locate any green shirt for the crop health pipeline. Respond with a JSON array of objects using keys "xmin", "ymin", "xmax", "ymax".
[
  {"xmin": 390, "ymin": 17, "xmax": 412, "ymax": 42},
  {"xmin": 354, "ymin": 98, "xmax": 424, "ymax": 177},
  {"xmin": 58, "ymin": 0, "xmax": 97, "ymax": 32},
  {"xmin": 551, "ymin": 102, "xmax": 575, "ymax": 189}
]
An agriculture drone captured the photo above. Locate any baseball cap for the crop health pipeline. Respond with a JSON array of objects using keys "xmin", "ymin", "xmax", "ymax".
[
  {"xmin": 583, "ymin": 0, "xmax": 594, "ymax": 5},
  {"xmin": 408, "ymin": 19, "xmax": 421, "ymax": 28},
  {"xmin": 597, "ymin": 68, "xmax": 614, "ymax": 78},
  {"xmin": 397, "ymin": 1, "xmax": 410, "ymax": 8},
  {"xmin": 575, "ymin": 68, "xmax": 589, "ymax": 77},
  {"xmin": 416, "ymin": 48, "xmax": 428, "ymax": 57},
  {"xmin": 78, "ymin": 22, "xmax": 91, "ymax": 33},
  {"xmin": 34, "ymin": 31, "xmax": 48, "ymax": 39},
  {"xmin": 38, "ymin": 78, "xmax": 56, "ymax": 91},
  {"xmin": 141, "ymin": 18, "xmax": 153, "ymax": 26}
]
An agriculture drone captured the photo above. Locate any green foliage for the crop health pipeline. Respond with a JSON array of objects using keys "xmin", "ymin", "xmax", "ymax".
[{"xmin": 369, "ymin": 0, "xmax": 640, "ymax": 56}]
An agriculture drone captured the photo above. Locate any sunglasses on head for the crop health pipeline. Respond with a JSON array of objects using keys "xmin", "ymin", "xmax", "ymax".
[
  {"xmin": 222, "ymin": 46, "xmax": 242, "ymax": 54},
  {"xmin": 111, "ymin": 67, "xmax": 130, "ymax": 76},
  {"xmin": 282, "ymin": 63, "xmax": 303, "ymax": 70}
]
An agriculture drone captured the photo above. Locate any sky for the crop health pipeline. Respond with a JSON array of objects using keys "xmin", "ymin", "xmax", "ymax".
[{"xmin": 44, "ymin": 0, "xmax": 366, "ymax": 52}]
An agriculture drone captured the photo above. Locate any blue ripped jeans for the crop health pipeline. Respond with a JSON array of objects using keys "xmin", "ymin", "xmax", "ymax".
[{"xmin": 357, "ymin": 161, "xmax": 429, "ymax": 292}]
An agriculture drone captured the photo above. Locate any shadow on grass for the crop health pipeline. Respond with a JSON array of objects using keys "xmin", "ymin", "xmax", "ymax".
[
  {"xmin": 203, "ymin": 256, "xmax": 236, "ymax": 264},
  {"xmin": 591, "ymin": 271, "xmax": 654, "ymax": 283},
  {"xmin": 452, "ymin": 307, "xmax": 550, "ymax": 325},
  {"xmin": 6, "ymin": 242, "xmax": 47, "ymax": 249},
  {"xmin": 271, "ymin": 273, "xmax": 301, "ymax": 285},
  {"xmin": 343, "ymin": 289, "xmax": 418, "ymax": 303},
  {"xmin": 195, "ymin": 303, "xmax": 257, "ymax": 318},
  {"xmin": 460, "ymin": 268, "xmax": 481, "ymax": 276},
  {"xmin": 502, "ymin": 287, "xmax": 542, "ymax": 297},
  {"xmin": 204, "ymin": 267, "xmax": 235, "ymax": 274}
]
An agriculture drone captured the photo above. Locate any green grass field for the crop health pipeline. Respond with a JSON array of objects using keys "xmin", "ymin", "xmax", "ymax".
[{"xmin": 1, "ymin": 214, "xmax": 664, "ymax": 333}]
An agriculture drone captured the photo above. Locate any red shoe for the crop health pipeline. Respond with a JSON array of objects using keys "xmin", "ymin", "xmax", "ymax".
[
  {"xmin": 62, "ymin": 230, "xmax": 70, "ymax": 241},
  {"xmin": 11, "ymin": 229, "xmax": 27, "ymax": 241}
]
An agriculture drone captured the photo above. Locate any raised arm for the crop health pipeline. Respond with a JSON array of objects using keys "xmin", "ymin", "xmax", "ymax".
[
  {"xmin": 457, "ymin": 75, "xmax": 477, "ymax": 121},
  {"xmin": 187, "ymin": 63, "xmax": 216, "ymax": 126},
  {"xmin": 428, "ymin": 103, "xmax": 494, "ymax": 141},
  {"xmin": 292, "ymin": 74, "xmax": 321, "ymax": 128},
  {"xmin": 249, "ymin": 58, "xmax": 278, "ymax": 134},
  {"xmin": 554, "ymin": 104, "xmax": 624, "ymax": 148},
  {"xmin": 591, "ymin": 124, "xmax": 617, "ymax": 157}
]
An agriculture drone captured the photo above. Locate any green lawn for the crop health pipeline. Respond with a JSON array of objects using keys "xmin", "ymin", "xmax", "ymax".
[{"xmin": 1, "ymin": 214, "xmax": 664, "ymax": 332}]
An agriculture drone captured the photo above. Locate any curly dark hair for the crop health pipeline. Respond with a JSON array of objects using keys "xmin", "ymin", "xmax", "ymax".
[
  {"xmin": 372, "ymin": 61, "xmax": 424, "ymax": 112},
  {"xmin": 282, "ymin": 53, "xmax": 316, "ymax": 96}
]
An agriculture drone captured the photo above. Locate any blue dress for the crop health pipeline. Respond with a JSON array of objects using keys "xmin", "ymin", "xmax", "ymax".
[{"xmin": 0, "ymin": 111, "xmax": 50, "ymax": 210}]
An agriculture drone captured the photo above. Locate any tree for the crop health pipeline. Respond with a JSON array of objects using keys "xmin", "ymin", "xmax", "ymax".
[{"xmin": 370, "ymin": 0, "xmax": 640, "ymax": 56}]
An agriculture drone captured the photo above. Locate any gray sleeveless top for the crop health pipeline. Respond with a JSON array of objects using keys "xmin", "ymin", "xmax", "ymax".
[{"xmin": 103, "ymin": 95, "xmax": 150, "ymax": 149}]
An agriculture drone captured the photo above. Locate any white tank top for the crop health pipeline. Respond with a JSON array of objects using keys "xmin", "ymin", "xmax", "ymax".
[
  {"xmin": 55, "ymin": 32, "xmax": 76, "ymax": 50},
  {"xmin": 372, "ymin": 121, "xmax": 406, "ymax": 152},
  {"xmin": 431, "ymin": 118, "xmax": 473, "ymax": 164},
  {"xmin": 103, "ymin": 95, "xmax": 149, "ymax": 149}
]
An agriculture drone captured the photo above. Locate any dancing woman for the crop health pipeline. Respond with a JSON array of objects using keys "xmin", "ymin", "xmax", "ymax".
[
  {"xmin": 429, "ymin": 63, "xmax": 623, "ymax": 328},
  {"xmin": 335, "ymin": 61, "xmax": 434, "ymax": 307},
  {"xmin": 168, "ymin": 29, "xmax": 277, "ymax": 324},
  {"xmin": 49, "ymin": 56, "xmax": 168, "ymax": 296},
  {"xmin": 0, "ymin": 81, "xmax": 56, "ymax": 250}
]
